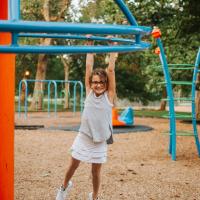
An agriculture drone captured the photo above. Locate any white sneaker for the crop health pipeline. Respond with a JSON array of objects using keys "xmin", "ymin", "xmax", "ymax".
[
  {"xmin": 88, "ymin": 192, "xmax": 99, "ymax": 200},
  {"xmin": 56, "ymin": 181, "xmax": 73, "ymax": 200},
  {"xmin": 88, "ymin": 193, "xmax": 93, "ymax": 200}
]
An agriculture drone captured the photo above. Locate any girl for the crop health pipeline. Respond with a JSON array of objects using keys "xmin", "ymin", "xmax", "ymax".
[{"xmin": 56, "ymin": 40, "xmax": 118, "ymax": 200}]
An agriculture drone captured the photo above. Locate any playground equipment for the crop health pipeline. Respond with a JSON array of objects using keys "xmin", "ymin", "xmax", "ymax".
[
  {"xmin": 152, "ymin": 29, "xmax": 200, "ymax": 161},
  {"xmin": 0, "ymin": 1, "xmax": 152, "ymax": 54},
  {"xmin": 0, "ymin": 0, "xmax": 199, "ymax": 199},
  {"xmin": 112, "ymin": 107, "xmax": 134, "ymax": 126},
  {"xmin": 0, "ymin": 1, "xmax": 152, "ymax": 198},
  {"xmin": 18, "ymin": 79, "xmax": 83, "ymax": 119}
]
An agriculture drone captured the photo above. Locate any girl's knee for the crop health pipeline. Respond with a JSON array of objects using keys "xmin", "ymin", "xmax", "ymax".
[
  {"xmin": 91, "ymin": 164, "xmax": 102, "ymax": 177},
  {"xmin": 70, "ymin": 157, "xmax": 80, "ymax": 169}
]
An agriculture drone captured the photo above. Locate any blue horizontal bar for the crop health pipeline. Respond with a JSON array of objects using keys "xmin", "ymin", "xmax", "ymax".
[
  {"xmin": 26, "ymin": 79, "xmax": 80, "ymax": 84},
  {"xmin": 0, "ymin": 42, "xmax": 151, "ymax": 54},
  {"xmin": 19, "ymin": 33, "xmax": 136, "ymax": 43},
  {"xmin": 0, "ymin": 20, "xmax": 152, "ymax": 35}
]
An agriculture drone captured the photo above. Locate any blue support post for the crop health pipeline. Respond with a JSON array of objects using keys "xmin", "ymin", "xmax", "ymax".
[
  {"xmin": 156, "ymin": 38, "xmax": 176, "ymax": 160},
  {"xmin": 9, "ymin": 0, "xmax": 20, "ymax": 20},
  {"xmin": 18, "ymin": 79, "xmax": 28, "ymax": 119},
  {"xmin": 47, "ymin": 80, "xmax": 57, "ymax": 117},
  {"xmin": 191, "ymin": 48, "xmax": 200, "ymax": 156},
  {"xmin": 135, "ymin": 34, "xmax": 141, "ymax": 44},
  {"xmin": 77, "ymin": 81, "xmax": 83, "ymax": 113},
  {"xmin": 18, "ymin": 79, "xmax": 83, "ymax": 118},
  {"xmin": 9, "ymin": 0, "xmax": 20, "ymax": 45},
  {"xmin": 73, "ymin": 83, "xmax": 77, "ymax": 116}
]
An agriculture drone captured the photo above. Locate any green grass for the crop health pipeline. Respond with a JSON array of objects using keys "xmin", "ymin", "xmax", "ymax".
[
  {"xmin": 134, "ymin": 109, "xmax": 191, "ymax": 118},
  {"xmin": 16, "ymin": 101, "xmax": 191, "ymax": 119}
]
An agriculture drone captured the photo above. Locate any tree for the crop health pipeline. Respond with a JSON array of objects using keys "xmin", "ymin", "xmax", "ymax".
[
  {"xmin": 16, "ymin": 0, "xmax": 199, "ymax": 110},
  {"xmin": 60, "ymin": 55, "xmax": 71, "ymax": 109},
  {"xmin": 19, "ymin": 0, "xmax": 72, "ymax": 111},
  {"xmin": 30, "ymin": 0, "xmax": 71, "ymax": 110}
]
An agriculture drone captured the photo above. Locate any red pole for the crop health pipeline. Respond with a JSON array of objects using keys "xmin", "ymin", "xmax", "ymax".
[{"xmin": 0, "ymin": 0, "xmax": 15, "ymax": 199}]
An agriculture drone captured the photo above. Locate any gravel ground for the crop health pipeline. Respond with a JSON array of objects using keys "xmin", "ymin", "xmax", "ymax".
[{"xmin": 15, "ymin": 112, "xmax": 200, "ymax": 200}]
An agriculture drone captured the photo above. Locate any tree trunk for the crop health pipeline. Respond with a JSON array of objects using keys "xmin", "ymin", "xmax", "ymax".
[
  {"xmin": 29, "ymin": 0, "xmax": 71, "ymax": 111},
  {"xmin": 159, "ymin": 88, "xmax": 167, "ymax": 111},
  {"xmin": 29, "ymin": 39, "xmax": 51, "ymax": 110},
  {"xmin": 61, "ymin": 56, "xmax": 70, "ymax": 109}
]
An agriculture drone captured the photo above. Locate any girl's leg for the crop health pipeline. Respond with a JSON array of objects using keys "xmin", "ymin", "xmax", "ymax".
[
  {"xmin": 63, "ymin": 157, "xmax": 80, "ymax": 188},
  {"xmin": 91, "ymin": 163, "xmax": 102, "ymax": 199}
]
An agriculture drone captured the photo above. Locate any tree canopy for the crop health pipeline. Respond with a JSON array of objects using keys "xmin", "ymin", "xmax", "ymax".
[{"xmin": 16, "ymin": 0, "xmax": 200, "ymax": 105}]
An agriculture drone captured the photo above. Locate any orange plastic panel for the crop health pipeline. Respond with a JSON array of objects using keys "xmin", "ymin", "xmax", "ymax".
[
  {"xmin": 112, "ymin": 108, "xmax": 126, "ymax": 126},
  {"xmin": 0, "ymin": 0, "xmax": 15, "ymax": 200}
]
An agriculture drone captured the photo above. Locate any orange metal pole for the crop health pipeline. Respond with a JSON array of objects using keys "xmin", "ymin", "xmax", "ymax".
[{"xmin": 0, "ymin": 0, "xmax": 15, "ymax": 199}]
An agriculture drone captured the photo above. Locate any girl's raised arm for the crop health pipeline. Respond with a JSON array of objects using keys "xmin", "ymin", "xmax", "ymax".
[
  {"xmin": 85, "ymin": 38, "xmax": 95, "ymax": 96},
  {"xmin": 107, "ymin": 46, "xmax": 118, "ymax": 104}
]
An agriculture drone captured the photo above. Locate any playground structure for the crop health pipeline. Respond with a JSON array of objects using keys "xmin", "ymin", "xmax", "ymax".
[
  {"xmin": 152, "ymin": 29, "xmax": 200, "ymax": 161},
  {"xmin": 0, "ymin": 0, "xmax": 199, "ymax": 199},
  {"xmin": 18, "ymin": 79, "xmax": 83, "ymax": 118},
  {"xmin": 112, "ymin": 107, "xmax": 134, "ymax": 126},
  {"xmin": 0, "ymin": 0, "xmax": 152, "ymax": 197}
]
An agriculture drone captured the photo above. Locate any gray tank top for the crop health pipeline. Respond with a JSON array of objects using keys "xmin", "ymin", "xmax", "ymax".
[{"xmin": 79, "ymin": 90, "xmax": 113, "ymax": 142}]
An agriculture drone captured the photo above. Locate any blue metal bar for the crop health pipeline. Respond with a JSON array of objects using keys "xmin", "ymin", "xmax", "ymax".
[
  {"xmin": 47, "ymin": 81, "xmax": 51, "ymax": 117},
  {"xmin": 18, "ymin": 80, "xmax": 28, "ymax": 119},
  {"xmin": 9, "ymin": 0, "xmax": 20, "ymax": 45},
  {"xmin": 56, "ymin": 80, "xmax": 84, "ymax": 113},
  {"xmin": 18, "ymin": 33, "xmax": 136, "ymax": 43},
  {"xmin": 18, "ymin": 81, "xmax": 22, "ymax": 117},
  {"xmin": 72, "ymin": 81, "xmax": 84, "ymax": 114},
  {"xmin": 9, "ymin": 0, "xmax": 20, "ymax": 20},
  {"xmin": 135, "ymin": 34, "xmax": 141, "ymax": 44},
  {"xmin": 77, "ymin": 81, "xmax": 84, "ymax": 113},
  {"xmin": 27, "ymin": 79, "xmax": 82, "ymax": 84},
  {"xmin": 52, "ymin": 81, "xmax": 57, "ymax": 117},
  {"xmin": 18, "ymin": 79, "xmax": 83, "ymax": 118},
  {"xmin": 191, "ymin": 48, "xmax": 200, "ymax": 156},
  {"xmin": 0, "ymin": 43, "xmax": 151, "ymax": 54},
  {"xmin": 11, "ymin": 32, "xmax": 18, "ymax": 45},
  {"xmin": 0, "ymin": 20, "xmax": 152, "ymax": 35},
  {"xmin": 156, "ymin": 38, "xmax": 176, "ymax": 161},
  {"xmin": 114, "ymin": 0, "xmax": 138, "ymax": 26},
  {"xmin": 47, "ymin": 80, "xmax": 57, "ymax": 117},
  {"xmin": 73, "ymin": 83, "xmax": 77, "ymax": 115}
]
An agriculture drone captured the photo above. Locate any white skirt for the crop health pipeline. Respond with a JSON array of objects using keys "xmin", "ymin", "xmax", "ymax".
[{"xmin": 70, "ymin": 132, "xmax": 107, "ymax": 163}]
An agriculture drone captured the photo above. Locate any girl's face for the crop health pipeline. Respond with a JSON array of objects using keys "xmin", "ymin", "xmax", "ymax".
[{"xmin": 91, "ymin": 75, "xmax": 107, "ymax": 96}]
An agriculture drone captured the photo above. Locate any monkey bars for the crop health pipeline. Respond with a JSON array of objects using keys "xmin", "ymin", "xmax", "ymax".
[{"xmin": 0, "ymin": 0, "xmax": 152, "ymax": 54}]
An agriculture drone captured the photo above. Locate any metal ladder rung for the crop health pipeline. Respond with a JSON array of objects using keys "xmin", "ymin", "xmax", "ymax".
[
  {"xmin": 171, "ymin": 81, "xmax": 192, "ymax": 85},
  {"xmin": 158, "ymin": 81, "xmax": 192, "ymax": 85},
  {"xmin": 168, "ymin": 67, "xmax": 194, "ymax": 70},
  {"xmin": 162, "ymin": 114, "xmax": 192, "ymax": 119},
  {"xmin": 161, "ymin": 97, "xmax": 193, "ymax": 101},
  {"xmin": 168, "ymin": 64, "xmax": 194, "ymax": 67}
]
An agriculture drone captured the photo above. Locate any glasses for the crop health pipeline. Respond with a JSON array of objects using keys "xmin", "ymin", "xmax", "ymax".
[{"xmin": 91, "ymin": 81, "xmax": 107, "ymax": 86}]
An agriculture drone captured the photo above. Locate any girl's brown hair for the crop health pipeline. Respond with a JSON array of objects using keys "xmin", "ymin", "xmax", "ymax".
[{"xmin": 89, "ymin": 68, "xmax": 108, "ymax": 87}]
